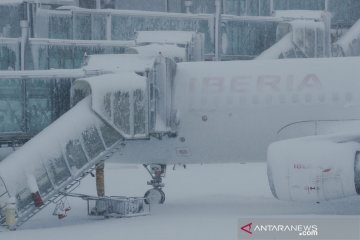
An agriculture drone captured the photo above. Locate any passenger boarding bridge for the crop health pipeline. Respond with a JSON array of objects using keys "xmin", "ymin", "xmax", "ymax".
[
  {"xmin": 0, "ymin": 30, "xmax": 201, "ymax": 156},
  {"xmin": 1, "ymin": 0, "xmax": 359, "ymax": 70},
  {"xmin": 0, "ymin": 70, "xmax": 83, "ymax": 146}
]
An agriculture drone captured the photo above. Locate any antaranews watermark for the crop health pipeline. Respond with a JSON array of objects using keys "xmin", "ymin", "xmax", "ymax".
[{"xmin": 238, "ymin": 216, "xmax": 360, "ymax": 240}]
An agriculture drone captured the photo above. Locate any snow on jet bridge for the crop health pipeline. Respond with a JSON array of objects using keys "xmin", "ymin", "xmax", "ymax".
[
  {"xmin": 0, "ymin": 54, "xmax": 176, "ymax": 229},
  {"xmin": 1, "ymin": 57, "xmax": 360, "ymax": 229}
]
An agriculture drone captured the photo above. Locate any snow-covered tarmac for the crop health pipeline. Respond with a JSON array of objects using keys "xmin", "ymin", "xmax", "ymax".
[{"xmin": 1, "ymin": 162, "xmax": 360, "ymax": 240}]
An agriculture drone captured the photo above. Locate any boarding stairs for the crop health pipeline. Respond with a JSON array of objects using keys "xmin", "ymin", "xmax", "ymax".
[
  {"xmin": 0, "ymin": 55, "xmax": 176, "ymax": 230},
  {"xmin": 0, "ymin": 115, "xmax": 126, "ymax": 229}
]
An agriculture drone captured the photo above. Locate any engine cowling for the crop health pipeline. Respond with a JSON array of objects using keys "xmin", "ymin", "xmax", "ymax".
[{"xmin": 267, "ymin": 136, "xmax": 360, "ymax": 202}]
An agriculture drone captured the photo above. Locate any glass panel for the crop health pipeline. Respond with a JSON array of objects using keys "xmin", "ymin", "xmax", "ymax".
[
  {"xmin": 16, "ymin": 188, "xmax": 33, "ymax": 211},
  {"xmin": 0, "ymin": 178, "xmax": 8, "ymax": 207},
  {"xmin": 72, "ymin": 88, "xmax": 88, "ymax": 106},
  {"xmin": 0, "ymin": 79, "xmax": 24, "ymax": 133},
  {"xmin": 223, "ymin": 20, "xmax": 277, "ymax": 57},
  {"xmin": 294, "ymin": 27, "xmax": 305, "ymax": 50},
  {"xmin": 288, "ymin": 0, "xmax": 324, "ymax": 10},
  {"xmin": 305, "ymin": 28, "xmax": 315, "ymax": 57},
  {"xmin": 168, "ymin": 0, "xmax": 182, "ymax": 13},
  {"xmin": 82, "ymin": 126, "xmax": 105, "ymax": 159},
  {"xmin": 115, "ymin": 0, "xmax": 166, "ymax": 12},
  {"xmin": 73, "ymin": 46, "xmax": 90, "ymax": 68},
  {"xmin": 79, "ymin": 0, "xmax": 96, "ymax": 8},
  {"xmin": 273, "ymin": 0, "xmax": 289, "ymax": 10},
  {"xmin": 134, "ymin": 89, "xmax": 146, "ymax": 135},
  {"xmin": 259, "ymin": 0, "xmax": 271, "ymax": 16},
  {"xmin": 0, "ymin": 5, "xmax": 21, "ymax": 38},
  {"xmin": 113, "ymin": 91, "xmax": 130, "ymax": 135},
  {"xmin": 0, "ymin": 178, "xmax": 6, "ymax": 196},
  {"xmin": 328, "ymin": 0, "xmax": 360, "ymax": 26},
  {"xmin": 33, "ymin": 43, "xmax": 119, "ymax": 70},
  {"xmin": 92, "ymin": 15, "xmax": 107, "ymax": 40},
  {"xmin": 224, "ymin": 0, "xmax": 245, "ymax": 15},
  {"xmin": 65, "ymin": 139, "xmax": 88, "ymax": 171},
  {"xmin": 316, "ymin": 28, "xmax": 324, "ymax": 57},
  {"xmin": 49, "ymin": 15, "xmax": 72, "ymax": 39},
  {"xmin": 34, "ymin": 166, "xmax": 53, "ymax": 196},
  {"xmin": 274, "ymin": 0, "xmax": 325, "ymax": 10},
  {"xmin": 36, "ymin": 45, "xmax": 50, "ymax": 70},
  {"xmin": 99, "ymin": 122, "xmax": 122, "ymax": 148},
  {"xmin": 247, "ymin": 0, "xmax": 260, "ymax": 16},
  {"xmin": 46, "ymin": 155, "xmax": 71, "ymax": 186},
  {"xmin": 74, "ymin": 14, "xmax": 92, "ymax": 40},
  {"xmin": 190, "ymin": 0, "xmax": 216, "ymax": 14},
  {"xmin": 52, "ymin": 78, "xmax": 72, "ymax": 119},
  {"xmin": 0, "ymin": 77, "xmax": 72, "ymax": 135},
  {"xmin": 0, "ymin": 46, "xmax": 17, "ymax": 71},
  {"xmin": 48, "ymin": 46, "xmax": 74, "ymax": 69},
  {"xmin": 103, "ymin": 92, "xmax": 111, "ymax": 120},
  {"xmin": 27, "ymin": 79, "xmax": 52, "ymax": 134}
]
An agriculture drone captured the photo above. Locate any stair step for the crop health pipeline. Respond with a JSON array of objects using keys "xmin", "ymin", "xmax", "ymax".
[{"xmin": 6, "ymin": 142, "xmax": 123, "ymax": 229}]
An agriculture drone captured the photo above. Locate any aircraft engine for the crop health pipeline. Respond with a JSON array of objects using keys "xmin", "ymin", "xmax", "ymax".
[{"xmin": 267, "ymin": 136, "xmax": 360, "ymax": 202}]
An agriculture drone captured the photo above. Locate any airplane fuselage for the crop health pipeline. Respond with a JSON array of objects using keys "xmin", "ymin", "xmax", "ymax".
[{"xmin": 112, "ymin": 57, "xmax": 360, "ymax": 164}]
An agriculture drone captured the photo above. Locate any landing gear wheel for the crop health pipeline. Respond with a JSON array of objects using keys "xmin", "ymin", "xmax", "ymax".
[
  {"xmin": 144, "ymin": 188, "xmax": 165, "ymax": 204},
  {"xmin": 143, "ymin": 164, "xmax": 166, "ymax": 204}
]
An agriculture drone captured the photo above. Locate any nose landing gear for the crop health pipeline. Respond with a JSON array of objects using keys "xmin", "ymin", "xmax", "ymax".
[
  {"xmin": 143, "ymin": 164, "xmax": 166, "ymax": 204},
  {"xmin": 144, "ymin": 188, "xmax": 165, "ymax": 205}
]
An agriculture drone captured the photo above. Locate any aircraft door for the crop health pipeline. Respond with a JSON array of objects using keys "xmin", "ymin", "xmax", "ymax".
[{"xmin": 148, "ymin": 55, "xmax": 177, "ymax": 134}]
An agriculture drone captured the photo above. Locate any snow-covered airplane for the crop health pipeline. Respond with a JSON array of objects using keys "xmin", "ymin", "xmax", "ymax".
[{"xmin": 1, "ymin": 56, "xmax": 360, "ymax": 228}]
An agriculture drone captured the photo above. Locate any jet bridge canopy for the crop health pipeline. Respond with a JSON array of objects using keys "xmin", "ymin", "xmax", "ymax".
[
  {"xmin": 72, "ymin": 72, "xmax": 149, "ymax": 139},
  {"xmin": 74, "ymin": 54, "xmax": 178, "ymax": 139}
]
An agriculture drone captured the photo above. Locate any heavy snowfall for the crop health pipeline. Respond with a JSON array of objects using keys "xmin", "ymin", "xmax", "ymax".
[
  {"xmin": 3, "ymin": 162, "xmax": 360, "ymax": 240},
  {"xmin": 0, "ymin": 0, "xmax": 360, "ymax": 239}
]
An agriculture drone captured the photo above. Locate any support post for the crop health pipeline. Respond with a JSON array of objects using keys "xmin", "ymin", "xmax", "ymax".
[
  {"xmin": 106, "ymin": 13, "xmax": 112, "ymax": 40},
  {"xmin": 165, "ymin": 0, "xmax": 169, "ymax": 12},
  {"xmin": 323, "ymin": 12, "xmax": 332, "ymax": 57},
  {"xmin": 96, "ymin": 0, "xmax": 101, "ymax": 9},
  {"xmin": 96, "ymin": 162, "xmax": 105, "ymax": 197},
  {"xmin": 214, "ymin": 0, "xmax": 222, "ymax": 61},
  {"xmin": 325, "ymin": 0, "xmax": 329, "ymax": 12},
  {"xmin": 270, "ymin": 0, "xmax": 274, "ymax": 16},
  {"xmin": 184, "ymin": 0, "xmax": 192, "ymax": 13},
  {"xmin": 20, "ymin": 20, "xmax": 29, "ymax": 71}
]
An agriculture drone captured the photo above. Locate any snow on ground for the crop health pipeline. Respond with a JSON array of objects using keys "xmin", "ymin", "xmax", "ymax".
[{"xmin": 1, "ymin": 162, "xmax": 360, "ymax": 240}]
